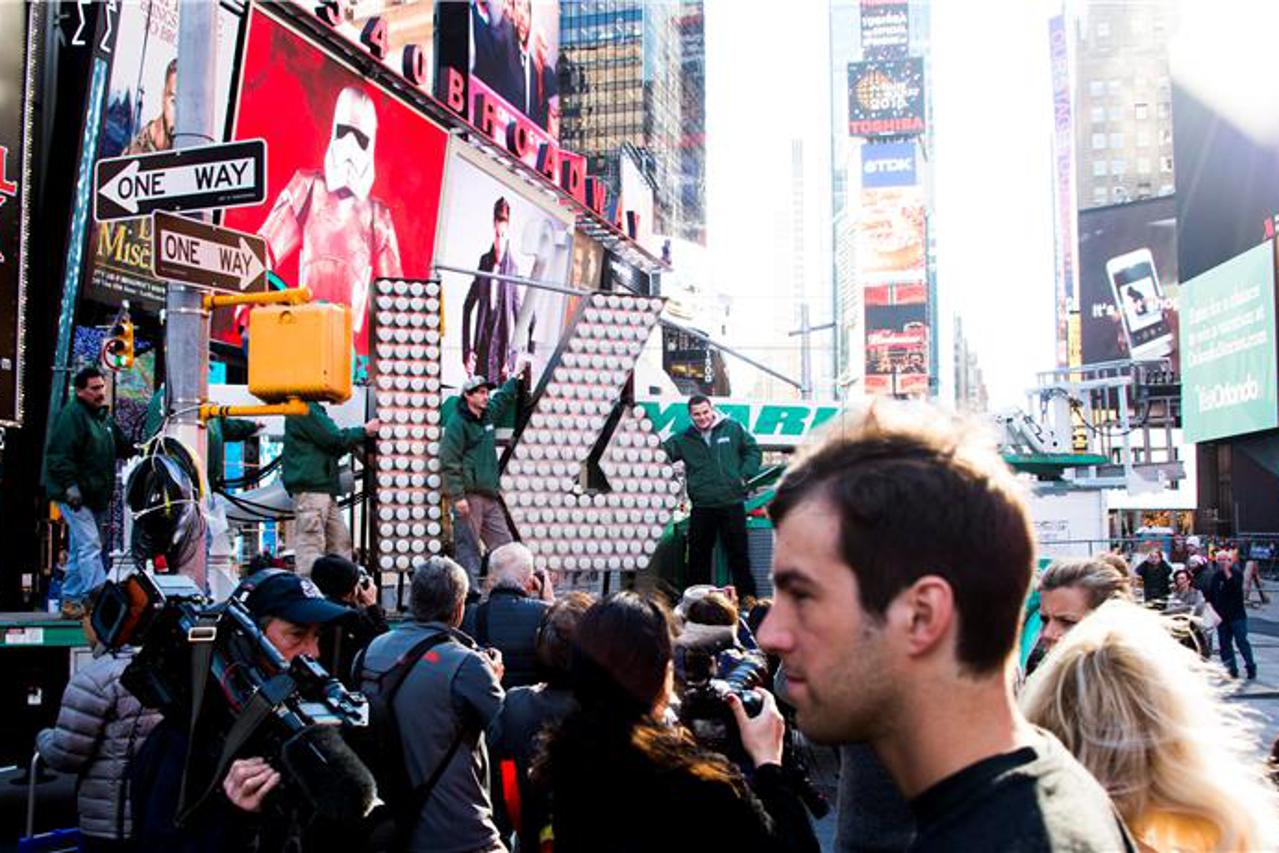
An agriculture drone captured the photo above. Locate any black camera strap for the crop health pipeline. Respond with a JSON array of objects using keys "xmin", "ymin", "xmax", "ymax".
[{"xmin": 175, "ymin": 611, "xmax": 221, "ymax": 827}]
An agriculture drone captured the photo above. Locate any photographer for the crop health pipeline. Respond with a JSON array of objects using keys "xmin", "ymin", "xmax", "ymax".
[
  {"xmin": 462, "ymin": 542, "xmax": 553, "ymax": 688},
  {"xmin": 533, "ymin": 592, "xmax": 818, "ymax": 852},
  {"xmin": 312, "ymin": 554, "xmax": 389, "ymax": 687},
  {"xmin": 129, "ymin": 571, "xmax": 357, "ymax": 852}
]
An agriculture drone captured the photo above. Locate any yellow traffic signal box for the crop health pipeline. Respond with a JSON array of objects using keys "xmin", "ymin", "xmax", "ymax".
[{"xmin": 248, "ymin": 303, "xmax": 352, "ymax": 403}]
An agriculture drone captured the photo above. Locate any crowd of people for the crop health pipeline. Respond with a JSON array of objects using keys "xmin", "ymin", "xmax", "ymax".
[{"xmin": 35, "ymin": 388, "xmax": 1279, "ymax": 852}]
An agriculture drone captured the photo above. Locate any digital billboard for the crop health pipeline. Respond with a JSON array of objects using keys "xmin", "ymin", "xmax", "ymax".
[
  {"xmin": 1077, "ymin": 196, "xmax": 1179, "ymax": 368},
  {"xmin": 223, "ymin": 9, "xmax": 450, "ymax": 359},
  {"xmin": 847, "ymin": 58, "xmax": 925, "ymax": 138},
  {"xmin": 468, "ymin": 0, "xmax": 560, "ymax": 137},
  {"xmin": 864, "ymin": 302, "xmax": 928, "ymax": 396},
  {"xmin": 84, "ymin": 0, "xmax": 241, "ymax": 308},
  {"xmin": 860, "ymin": 0, "xmax": 909, "ymax": 60},
  {"xmin": 0, "ymin": 0, "xmax": 32, "ymax": 425},
  {"xmin": 855, "ymin": 186, "xmax": 926, "ymax": 286},
  {"xmin": 434, "ymin": 144, "xmax": 574, "ymax": 394},
  {"xmin": 860, "ymin": 141, "xmax": 917, "ymax": 188},
  {"xmin": 1180, "ymin": 240, "xmax": 1279, "ymax": 443}
]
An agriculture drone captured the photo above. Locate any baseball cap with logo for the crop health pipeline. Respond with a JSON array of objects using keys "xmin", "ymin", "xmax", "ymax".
[
  {"xmin": 462, "ymin": 375, "xmax": 497, "ymax": 394},
  {"xmin": 236, "ymin": 570, "xmax": 352, "ymax": 625}
]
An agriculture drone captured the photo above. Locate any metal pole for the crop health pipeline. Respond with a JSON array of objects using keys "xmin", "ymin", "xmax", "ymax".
[{"xmin": 799, "ymin": 303, "xmax": 812, "ymax": 400}]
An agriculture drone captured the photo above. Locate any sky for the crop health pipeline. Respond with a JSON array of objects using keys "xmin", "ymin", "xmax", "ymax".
[{"xmin": 704, "ymin": 0, "xmax": 1059, "ymax": 408}]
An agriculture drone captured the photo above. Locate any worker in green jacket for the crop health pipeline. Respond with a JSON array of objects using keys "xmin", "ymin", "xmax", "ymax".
[
  {"xmin": 662, "ymin": 394, "xmax": 762, "ymax": 596},
  {"xmin": 42, "ymin": 367, "xmax": 135, "ymax": 618},
  {"xmin": 283, "ymin": 402, "xmax": 379, "ymax": 576},
  {"xmin": 440, "ymin": 372, "xmax": 522, "ymax": 580}
]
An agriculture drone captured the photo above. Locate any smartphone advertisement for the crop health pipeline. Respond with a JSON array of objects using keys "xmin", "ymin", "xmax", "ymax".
[{"xmin": 1077, "ymin": 196, "xmax": 1180, "ymax": 369}]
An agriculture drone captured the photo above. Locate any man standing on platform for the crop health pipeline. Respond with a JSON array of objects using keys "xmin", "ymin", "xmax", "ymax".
[
  {"xmin": 663, "ymin": 395, "xmax": 762, "ymax": 597},
  {"xmin": 43, "ymin": 367, "xmax": 135, "ymax": 619},
  {"xmin": 283, "ymin": 402, "xmax": 379, "ymax": 576}
]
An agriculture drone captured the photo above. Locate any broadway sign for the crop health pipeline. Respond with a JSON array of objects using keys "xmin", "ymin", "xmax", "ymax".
[{"xmin": 94, "ymin": 139, "xmax": 266, "ymax": 222}]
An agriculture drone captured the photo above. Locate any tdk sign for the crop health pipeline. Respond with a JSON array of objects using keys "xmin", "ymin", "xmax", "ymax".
[{"xmin": 861, "ymin": 142, "xmax": 917, "ymax": 188}]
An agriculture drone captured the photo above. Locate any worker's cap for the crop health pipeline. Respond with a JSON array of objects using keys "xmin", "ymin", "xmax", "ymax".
[
  {"xmin": 462, "ymin": 375, "xmax": 497, "ymax": 394},
  {"xmin": 236, "ymin": 570, "xmax": 352, "ymax": 626}
]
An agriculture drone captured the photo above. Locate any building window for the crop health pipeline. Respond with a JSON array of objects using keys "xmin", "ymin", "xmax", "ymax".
[
  {"xmin": 1136, "ymin": 129, "xmax": 1151, "ymax": 148},
  {"xmin": 1135, "ymin": 102, "xmax": 1149, "ymax": 121},
  {"xmin": 1138, "ymin": 157, "xmax": 1152, "ymax": 174},
  {"xmin": 1089, "ymin": 80, "xmax": 1105, "ymax": 97},
  {"xmin": 1107, "ymin": 79, "xmax": 1121, "ymax": 96},
  {"xmin": 1160, "ymin": 129, "xmax": 1173, "ymax": 146},
  {"xmin": 1111, "ymin": 159, "xmax": 1127, "ymax": 176},
  {"xmin": 1160, "ymin": 155, "xmax": 1174, "ymax": 173},
  {"xmin": 1157, "ymin": 102, "xmax": 1171, "ymax": 120},
  {"xmin": 1094, "ymin": 186, "xmax": 1110, "ymax": 205},
  {"xmin": 1109, "ymin": 132, "xmax": 1124, "ymax": 148},
  {"xmin": 1113, "ymin": 185, "xmax": 1130, "ymax": 203},
  {"xmin": 1094, "ymin": 160, "xmax": 1109, "ymax": 177},
  {"xmin": 1092, "ymin": 132, "xmax": 1107, "ymax": 150},
  {"xmin": 1109, "ymin": 105, "xmax": 1125, "ymax": 122},
  {"xmin": 1091, "ymin": 105, "xmax": 1106, "ymax": 123}
]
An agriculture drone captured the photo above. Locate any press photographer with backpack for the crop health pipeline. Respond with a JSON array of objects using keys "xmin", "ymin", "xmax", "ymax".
[{"xmin": 356, "ymin": 556, "xmax": 507, "ymax": 853}]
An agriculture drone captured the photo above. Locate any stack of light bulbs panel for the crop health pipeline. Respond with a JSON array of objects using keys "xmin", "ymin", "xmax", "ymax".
[
  {"xmin": 503, "ymin": 291, "xmax": 681, "ymax": 590},
  {"xmin": 370, "ymin": 278, "xmax": 446, "ymax": 579}
]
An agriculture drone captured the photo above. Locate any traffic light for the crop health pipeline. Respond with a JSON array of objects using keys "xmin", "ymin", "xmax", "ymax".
[{"xmin": 104, "ymin": 319, "xmax": 134, "ymax": 370}]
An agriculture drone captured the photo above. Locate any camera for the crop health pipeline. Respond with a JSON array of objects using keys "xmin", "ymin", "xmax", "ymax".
[
  {"xmin": 92, "ymin": 572, "xmax": 375, "ymax": 822},
  {"xmin": 676, "ymin": 645, "xmax": 767, "ymax": 756}
]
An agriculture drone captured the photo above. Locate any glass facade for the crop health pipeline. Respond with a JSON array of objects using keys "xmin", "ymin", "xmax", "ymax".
[{"xmin": 559, "ymin": 0, "xmax": 705, "ymax": 243}]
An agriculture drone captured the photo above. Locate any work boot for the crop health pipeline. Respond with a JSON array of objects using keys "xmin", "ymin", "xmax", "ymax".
[
  {"xmin": 1248, "ymin": 667, "xmax": 1258, "ymax": 680},
  {"xmin": 1229, "ymin": 668, "xmax": 1240, "ymax": 679},
  {"xmin": 60, "ymin": 600, "xmax": 85, "ymax": 620}
]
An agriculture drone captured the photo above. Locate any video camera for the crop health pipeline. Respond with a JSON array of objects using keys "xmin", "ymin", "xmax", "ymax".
[
  {"xmin": 676, "ymin": 645, "xmax": 767, "ymax": 756},
  {"xmin": 92, "ymin": 572, "xmax": 375, "ymax": 823}
]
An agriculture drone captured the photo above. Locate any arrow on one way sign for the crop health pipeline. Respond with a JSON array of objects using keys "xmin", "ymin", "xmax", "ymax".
[
  {"xmin": 94, "ymin": 139, "xmax": 267, "ymax": 222},
  {"xmin": 151, "ymin": 211, "xmax": 269, "ymax": 293}
]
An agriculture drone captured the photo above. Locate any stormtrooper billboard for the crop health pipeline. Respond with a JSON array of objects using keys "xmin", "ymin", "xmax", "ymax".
[{"xmin": 222, "ymin": 8, "xmax": 450, "ymax": 361}]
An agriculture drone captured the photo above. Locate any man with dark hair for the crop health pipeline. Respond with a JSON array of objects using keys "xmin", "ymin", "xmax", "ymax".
[
  {"xmin": 462, "ymin": 196, "xmax": 522, "ymax": 383},
  {"xmin": 1134, "ymin": 547, "xmax": 1173, "ymax": 604},
  {"xmin": 757, "ymin": 403, "xmax": 1135, "ymax": 851},
  {"xmin": 43, "ymin": 366, "xmax": 135, "ymax": 619},
  {"xmin": 312, "ymin": 554, "xmax": 389, "ymax": 687},
  {"xmin": 663, "ymin": 395, "xmax": 762, "ymax": 595},
  {"xmin": 123, "ymin": 58, "xmax": 177, "ymax": 154},
  {"xmin": 357, "ymin": 557, "xmax": 506, "ymax": 853}
]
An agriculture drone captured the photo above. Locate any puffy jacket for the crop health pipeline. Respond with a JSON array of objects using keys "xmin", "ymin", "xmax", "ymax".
[
  {"xmin": 663, "ymin": 415, "xmax": 762, "ymax": 508},
  {"xmin": 462, "ymin": 585, "xmax": 550, "ymax": 688},
  {"xmin": 43, "ymin": 397, "xmax": 134, "ymax": 510},
  {"xmin": 357, "ymin": 622, "xmax": 505, "ymax": 853},
  {"xmin": 283, "ymin": 403, "xmax": 367, "ymax": 495},
  {"xmin": 37, "ymin": 649, "xmax": 161, "ymax": 839},
  {"xmin": 440, "ymin": 377, "xmax": 520, "ymax": 499},
  {"xmin": 145, "ymin": 387, "xmax": 259, "ymax": 488}
]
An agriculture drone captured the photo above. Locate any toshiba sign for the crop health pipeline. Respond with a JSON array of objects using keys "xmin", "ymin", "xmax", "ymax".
[{"xmin": 847, "ymin": 58, "xmax": 926, "ymax": 139}]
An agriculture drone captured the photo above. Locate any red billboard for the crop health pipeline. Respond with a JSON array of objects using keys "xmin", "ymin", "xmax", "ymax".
[{"xmin": 222, "ymin": 9, "xmax": 450, "ymax": 359}]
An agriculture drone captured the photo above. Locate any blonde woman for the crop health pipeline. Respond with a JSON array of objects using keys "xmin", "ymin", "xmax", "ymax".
[{"xmin": 1022, "ymin": 600, "xmax": 1279, "ymax": 852}]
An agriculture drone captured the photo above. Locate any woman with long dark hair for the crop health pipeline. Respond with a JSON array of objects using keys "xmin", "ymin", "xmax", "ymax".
[{"xmin": 533, "ymin": 592, "xmax": 818, "ymax": 853}]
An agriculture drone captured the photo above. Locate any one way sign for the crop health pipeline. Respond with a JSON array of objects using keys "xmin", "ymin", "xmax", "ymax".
[
  {"xmin": 151, "ymin": 211, "xmax": 268, "ymax": 293},
  {"xmin": 94, "ymin": 139, "xmax": 266, "ymax": 222}
]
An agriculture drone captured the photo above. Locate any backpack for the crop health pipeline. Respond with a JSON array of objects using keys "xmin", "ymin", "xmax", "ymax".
[{"xmin": 352, "ymin": 630, "xmax": 469, "ymax": 853}]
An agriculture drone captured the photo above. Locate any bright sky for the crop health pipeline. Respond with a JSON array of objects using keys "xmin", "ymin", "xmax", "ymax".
[{"xmin": 705, "ymin": 0, "xmax": 1059, "ymax": 408}]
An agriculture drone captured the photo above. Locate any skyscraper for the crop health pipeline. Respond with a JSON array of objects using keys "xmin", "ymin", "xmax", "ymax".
[{"xmin": 559, "ymin": 0, "xmax": 705, "ymax": 243}]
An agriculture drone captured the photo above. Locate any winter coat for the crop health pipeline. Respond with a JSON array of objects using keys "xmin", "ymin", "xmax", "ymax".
[
  {"xmin": 663, "ymin": 414, "xmax": 762, "ymax": 508},
  {"xmin": 283, "ymin": 403, "xmax": 367, "ymax": 495},
  {"xmin": 488, "ymin": 682, "xmax": 576, "ymax": 850},
  {"xmin": 43, "ymin": 397, "xmax": 134, "ymax": 510},
  {"xmin": 462, "ymin": 584, "xmax": 550, "ymax": 688},
  {"xmin": 440, "ymin": 377, "xmax": 520, "ymax": 499},
  {"xmin": 37, "ymin": 649, "xmax": 161, "ymax": 839},
  {"xmin": 145, "ymin": 387, "xmax": 258, "ymax": 487},
  {"xmin": 536, "ymin": 710, "xmax": 819, "ymax": 853},
  {"xmin": 1209, "ymin": 565, "xmax": 1248, "ymax": 622}
]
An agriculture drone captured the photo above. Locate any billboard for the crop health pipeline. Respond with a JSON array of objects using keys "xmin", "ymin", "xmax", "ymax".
[
  {"xmin": 1077, "ymin": 196, "xmax": 1179, "ymax": 368},
  {"xmin": 223, "ymin": 9, "xmax": 450, "ymax": 360},
  {"xmin": 860, "ymin": 141, "xmax": 917, "ymax": 188},
  {"xmin": 860, "ymin": 0, "xmax": 909, "ymax": 60},
  {"xmin": 855, "ymin": 186, "xmax": 926, "ymax": 285},
  {"xmin": 0, "ymin": 1, "xmax": 31, "ymax": 425},
  {"xmin": 434, "ymin": 144, "xmax": 574, "ymax": 393},
  {"xmin": 864, "ymin": 302, "xmax": 928, "ymax": 396},
  {"xmin": 847, "ymin": 58, "xmax": 925, "ymax": 138},
  {"xmin": 86, "ymin": 0, "xmax": 241, "ymax": 307},
  {"xmin": 1180, "ymin": 240, "xmax": 1279, "ymax": 443}
]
